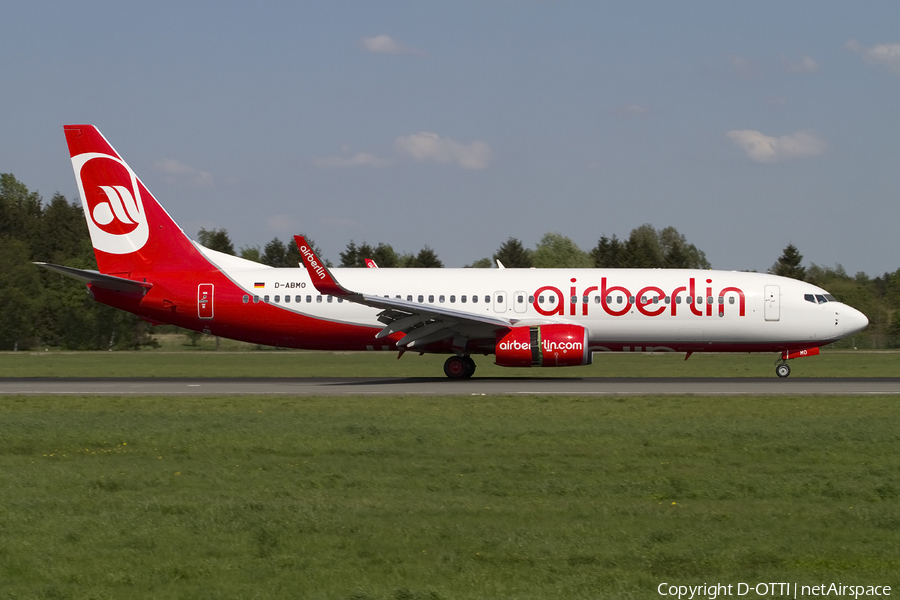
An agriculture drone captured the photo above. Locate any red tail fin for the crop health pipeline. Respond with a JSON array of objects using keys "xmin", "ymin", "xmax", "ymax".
[{"xmin": 64, "ymin": 125, "xmax": 209, "ymax": 277}]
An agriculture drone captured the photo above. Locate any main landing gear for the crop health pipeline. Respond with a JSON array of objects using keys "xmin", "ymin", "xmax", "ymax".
[{"xmin": 444, "ymin": 355, "xmax": 476, "ymax": 379}]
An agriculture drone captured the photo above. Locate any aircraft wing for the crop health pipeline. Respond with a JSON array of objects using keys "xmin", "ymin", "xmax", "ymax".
[
  {"xmin": 35, "ymin": 263, "xmax": 152, "ymax": 296},
  {"xmin": 294, "ymin": 236, "xmax": 516, "ymax": 351}
]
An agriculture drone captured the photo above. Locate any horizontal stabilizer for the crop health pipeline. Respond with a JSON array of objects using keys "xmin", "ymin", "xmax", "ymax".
[{"xmin": 35, "ymin": 263, "xmax": 152, "ymax": 296}]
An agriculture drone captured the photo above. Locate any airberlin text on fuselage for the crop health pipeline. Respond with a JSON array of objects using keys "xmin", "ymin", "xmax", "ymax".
[{"xmin": 533, "ymin": 277, "xmax": 747, "ymax": 318}]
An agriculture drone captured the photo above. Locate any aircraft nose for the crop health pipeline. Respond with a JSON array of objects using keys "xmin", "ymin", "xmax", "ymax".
[{"xmin": 843, "ymin": 306, "xmax": 869, "ymax": 337}]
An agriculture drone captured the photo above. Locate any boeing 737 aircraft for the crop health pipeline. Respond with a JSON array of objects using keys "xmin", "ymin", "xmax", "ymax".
[{"xmin": 39, "ymin": 125, "xmax": 868, "ymax": 378}]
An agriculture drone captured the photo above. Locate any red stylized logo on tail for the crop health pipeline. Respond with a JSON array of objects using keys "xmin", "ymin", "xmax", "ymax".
[{"xmin": 73, "ymin": 153, "xmax": 149, "ymax": 254}]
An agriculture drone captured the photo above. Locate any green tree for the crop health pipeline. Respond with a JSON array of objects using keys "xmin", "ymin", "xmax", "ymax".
[
  {"xmin": 465, "ymin": 257, "xmax": 493, "ymax": 268},
  {"xmin": 197, "ymin": 228, "xmax": 236, "ymax": 255},
  {"xmin": 772, "ymin": 244, "xmax": 806, "ymax": 280},
  {"xmin": 532, "ymin": 232, "xmax": 592, "ymax": 268},
  {"xmin": 591, "ymin": 235, "xmax": 625, "ymax": 268},
  {"xmin": 0, "ymin": 237, "xmax": 41, "ymax": 349},
  {"xmin": 402, "ymin": 246, "xmax": 443, "ymax": 268},
  {"xmin": 239, "ymin": 246, "xmax": 261, "ymax": 262},
  {"xmin": 493, "ymin": 238, "xmax": 533, "ymax": 268}
]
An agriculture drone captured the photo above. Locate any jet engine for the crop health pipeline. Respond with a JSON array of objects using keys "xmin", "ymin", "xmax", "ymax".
[{"xmin": 494, "ymin": 323, "xmax": 591, "ymax": 368}]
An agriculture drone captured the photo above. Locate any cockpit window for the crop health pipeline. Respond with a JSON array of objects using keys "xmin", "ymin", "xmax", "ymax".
[{"xmin": 805, "ymin": 293, "xmax": 835, "ymax": 304}]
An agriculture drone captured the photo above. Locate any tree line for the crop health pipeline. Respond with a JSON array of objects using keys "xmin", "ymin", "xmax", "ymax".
[{"xmin": 1, "ymin": 173, "xmax": 896, "ymax": 349}]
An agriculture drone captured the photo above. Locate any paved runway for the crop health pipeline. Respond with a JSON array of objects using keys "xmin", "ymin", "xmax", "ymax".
[{"xmin": 2, "ymin": 377, "xmax": 900, "ymax": 396}]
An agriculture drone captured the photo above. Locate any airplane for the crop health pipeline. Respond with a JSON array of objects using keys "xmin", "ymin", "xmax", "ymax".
[{"xmin": 39, "ymin": 124, "xmax": 868, "ymax": 379}]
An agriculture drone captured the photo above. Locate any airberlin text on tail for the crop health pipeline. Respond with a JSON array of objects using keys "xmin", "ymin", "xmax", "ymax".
[{"xmin": 64, "ymin": 125, "xmax": 208, "ymax": 277}]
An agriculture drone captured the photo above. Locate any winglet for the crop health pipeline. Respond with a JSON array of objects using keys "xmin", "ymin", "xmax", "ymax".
[{"xmin": 294, "ymin": 235, "xmax": 352, "ymax": 297}]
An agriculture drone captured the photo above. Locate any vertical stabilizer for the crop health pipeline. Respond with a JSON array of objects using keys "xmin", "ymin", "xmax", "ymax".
[{"xmin": 64, "ymin": 125, "xmax": 209, "ymax": 277}]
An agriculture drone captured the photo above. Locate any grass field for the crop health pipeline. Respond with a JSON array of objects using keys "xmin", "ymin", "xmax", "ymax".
[
  {"xmin": 1, "ymin": 348, "xmax": 899, "ymax": 378},
  {"xmin": 1, "ymin": 394, "xmax": 898, "ymax": 599}
]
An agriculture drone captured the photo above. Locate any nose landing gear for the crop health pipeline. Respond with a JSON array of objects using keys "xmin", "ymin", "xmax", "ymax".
[
  {"xmin": 444, "ymin": 355, "xmax": 476, "ymax": 379},
  {"xmin": 775, "ymin": 362, "xmax": 791, "ymax": 378}
]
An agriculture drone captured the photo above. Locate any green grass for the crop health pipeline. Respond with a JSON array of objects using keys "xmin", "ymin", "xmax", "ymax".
[
  {"xmin": 1, "ymin": 395, "xmax": 898, "ymax": 599},
  {"xmin": 1, "ymin": 348, "xmax": 898, "ymax": 378}
]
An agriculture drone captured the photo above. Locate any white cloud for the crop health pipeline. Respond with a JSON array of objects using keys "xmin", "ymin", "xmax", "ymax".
[
  {"xmin": 360, "ymin": 35, "xmax": 427, "ymax": 57},
  {"xmin": 847, "ymin": 40, "xmax": 900, "ymax": 73},
  {"xmin": 313, "ymin": 152, "xmax": 391, "ymax": 168},
  {"xmin": 154, "ymin": 158, "xmax": 213, "ymax": 188},
  {"xmin": 394, "ymin": 132, "xmax": 491, "ymax": 169},
  {"xmin": 726, "ymin": 130, "xmax": 827, "ymax": 163},
  {"xmin": 782, "ymin": 55, "xmax": 818, "ymax": 73},
  {"xmin": 728, "ymin": 54, "xmax": 762, "ymax": 79}
]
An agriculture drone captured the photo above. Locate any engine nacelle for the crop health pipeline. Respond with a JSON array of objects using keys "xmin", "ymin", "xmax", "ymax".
[{"xmin": 495, "ymin": 324, "xmax": 592, "ymax": 368}]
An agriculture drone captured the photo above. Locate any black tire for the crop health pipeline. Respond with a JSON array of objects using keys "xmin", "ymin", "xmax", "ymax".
[
  {"xmin": 463, "ymin": 356, "xmax": 476, "ymax": 378},
  {"xmin": 775, "ymin": 363, "xmax": 791, "ymax": 378},
  {"xmin": 444, "ymin": 356, "xmax": 470, "ymax": 379}
]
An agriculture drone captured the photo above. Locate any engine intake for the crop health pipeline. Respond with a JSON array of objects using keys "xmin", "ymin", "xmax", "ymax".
[{"xmin": 495, "ymin": 324, "xmax": 591, "ymax": 368}]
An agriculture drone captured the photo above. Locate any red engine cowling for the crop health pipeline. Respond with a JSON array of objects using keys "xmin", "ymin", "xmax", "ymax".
[{"xmin": 495, "ymin": 324, "xmax": 591, "ymax": 368}]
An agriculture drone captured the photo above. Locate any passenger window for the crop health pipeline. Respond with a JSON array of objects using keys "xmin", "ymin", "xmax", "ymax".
[
  {"xmin": 472, "ymin": 295, "xmax": 478, "ymax": 303},
  {"xmin": 707, "ymin": 296, "xmax": 713, "ymax": 304},
  {"xmin": 418, "ymin": 295, "xmax": 424, "ymax": 303},
  {"xmin": 450, "ymin": 295, "xmax": 456, "ymax": 303},
  {"xmin": 242, "ymin": 295, "xmax": 249, "ymax": 304},
  {"xmin": 484, "ymin": 295, "xmax": 490, "ymax": 303},
  {"xmin": 571, "ymin": 295, "xmax": 578, "ymax": 303},
  {"xmin": 316, "ymin": 295, "xmax": 322, "ymax": 303},
  {"xmin": 428, "ymin": 295, "xmax": 434, "ymax": 303},
  {"xmin": 295, "ymin": 295, "xmax": 301, "ymax": 303},
  {"xmin": 664, "ymin": 296, "xmax": 670, "ymax": 304},
  {"xmin": 253, "ymin": 295, "xmax": 259, "ymax": 303},
  {"xmin": 718, "ymin": 297, "xmax": 724, "ymax": 304},
  {"xmin": 306, "ymin": 295, "xmax": 312, "ymax": 303},
  {"xmin": 264, "ymin": 295, "xmax": 270, "ymax": 303},
  {"xmin": 461, "ymin": 295, "xmax": 467, "ymax": 303},
  {"xmin": 528, "ymin": 295, "xmax": 535, "ymax": 303},
  {"xmin": 285, "ymin": 295, "xmax": 290, "ymax": 303},
  {"xmin": 407, "ymin": 295, "xmax": 413, "ymax": 302},
  {"xmin": 539, "ymin": 295, "xmax": 545, "ymax": 303},
  {"xmin": 517, "ymin": 295, "xmax": 524, "ymax": 303},
  {"xmin": 327, "ymin": 296, "xmax": 333, "ymax": 303},
  {"xmin": 497, "ymin": 295, "xmax": 503, "ymax": 303},
  {"xmin": 338, "ymin": 297, "xmax": 343, "ymax": 303},
  {"xmin": 629, "ymin": 296, "xmax": 635, "ymax": 304},
  {"xmin": 594, "ymin": 296, "xmax": 601, "ymax": 304},
  {"xmin": 274, "ymin": 295, "xmax": 280, "ymax": 303},
  {"xmin": 729, "ymin": 297, "xmax": 735, "ymax": 304},
  {"xmin": 617, "ymin": 296, "xmax": 623, "ymax": 304},
  {"xmin": 439, "ymin": 295, "xmax": 445, "ymax": 303},
  {"xmin": 696, "ymin": 297, "xmax": 702, "ymax": 304},
  {"xmin": 676, "ymin": 296, "xmax": 682, "ymax": 304}
]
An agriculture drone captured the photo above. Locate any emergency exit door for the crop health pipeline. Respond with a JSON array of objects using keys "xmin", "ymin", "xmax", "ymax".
[
  {"xmin": 764, "ymin": 285, "xmax": 779, "ymax": 322},
  {"xmin": 198, "ymin": 284, "xmax": 214, "ymax": 319}
]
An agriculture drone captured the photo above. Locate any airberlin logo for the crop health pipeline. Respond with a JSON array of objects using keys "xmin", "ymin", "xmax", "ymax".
[
  {"xmin": 532, "ymin": 277, "xmax": 746, "ymax": 318},
  {"xmin": 498, "ymin": 339, "xmax": 583, "ymax": 352},
  {"xmin": 299, "ymin": 245, "xmax": 327, "ymax": 280},
  {"xmin": 72, "ymin": 152, "xmax": 149, "ymax": 255}
]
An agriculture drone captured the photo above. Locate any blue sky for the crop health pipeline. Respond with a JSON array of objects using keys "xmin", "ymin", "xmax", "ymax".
[{"xmin": 2, "ymin": 1, "xmax": 899, "ymax": 274}]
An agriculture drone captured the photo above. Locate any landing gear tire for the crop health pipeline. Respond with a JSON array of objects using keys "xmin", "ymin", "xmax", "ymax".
[
  {"xmin": 775, "ymin": 363, "xmax": 791, "ymax": 378},
  {"xmin": 444, "ymin": 355, "xmax": 474, "ymax": 379},
  {"xmin": 463, "ymin": 356, "xmax": 476, "ymax": 378}
]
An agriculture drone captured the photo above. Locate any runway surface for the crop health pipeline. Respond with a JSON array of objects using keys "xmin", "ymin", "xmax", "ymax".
[{"xmin": 2, "ymin": 377, "xmax": 900, "ymax": 396}]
